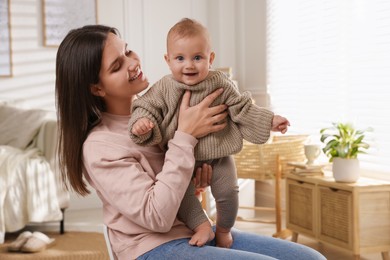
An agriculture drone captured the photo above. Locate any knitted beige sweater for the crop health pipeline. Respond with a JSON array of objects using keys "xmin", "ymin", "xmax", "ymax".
[{"xmin": 129, "ymin": 70, "xmax": 274, "ymax": 160}]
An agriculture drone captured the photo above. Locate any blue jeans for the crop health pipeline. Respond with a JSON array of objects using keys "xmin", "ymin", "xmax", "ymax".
[{"xmin": 137, "ymin": 227, "xmax": 326, "ymax": 260}]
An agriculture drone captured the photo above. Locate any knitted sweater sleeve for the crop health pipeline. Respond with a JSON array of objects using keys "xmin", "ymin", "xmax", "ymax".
[
  {"xmin": 128, "ymin": 84, "xmax": 166, "ymax": 146},
  {"xmin": 223, "ymin": 82, "xmax": 274, "ymax": 144}
]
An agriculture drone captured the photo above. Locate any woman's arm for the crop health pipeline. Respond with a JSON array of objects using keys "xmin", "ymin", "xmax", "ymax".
[{"xmin": 83, "ymin": 131, "xmax": 198, "ymax": 232}]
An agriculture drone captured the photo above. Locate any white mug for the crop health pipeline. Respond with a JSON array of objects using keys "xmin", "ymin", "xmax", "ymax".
[{"xmin": 304, "ymin": 144, "xmax": 321, "ymax": 165}]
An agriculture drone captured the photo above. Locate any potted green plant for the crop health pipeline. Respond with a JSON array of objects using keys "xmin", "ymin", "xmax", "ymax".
[{"xmin": 320, "ymin": 122, "xmax": 371, "ymax": 182}]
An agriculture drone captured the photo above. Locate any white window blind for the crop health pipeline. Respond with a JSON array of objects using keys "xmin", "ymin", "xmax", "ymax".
[{"xmin": 267, "ymin": 0, "xmax": 390, "ymax": 175}]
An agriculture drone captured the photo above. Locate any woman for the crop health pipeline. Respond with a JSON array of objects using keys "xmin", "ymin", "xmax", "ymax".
[{"xmin": 55, "ymin": 25, "xmax": 325, "ymax": 260}]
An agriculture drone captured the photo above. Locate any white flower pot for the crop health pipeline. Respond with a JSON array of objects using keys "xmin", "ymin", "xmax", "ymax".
[{"xmin": 332, "ymin": 158, "xmax": 360, "ymax": 182}]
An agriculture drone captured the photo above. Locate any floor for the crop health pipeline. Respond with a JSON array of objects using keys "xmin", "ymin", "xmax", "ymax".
[{"xmin": 28, "ymin": 207, "xmax": 383, "ymax": 260}]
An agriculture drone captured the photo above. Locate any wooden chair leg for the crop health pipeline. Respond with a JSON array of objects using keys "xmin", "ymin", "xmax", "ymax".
[
  {"xmin": 201, "ymin": 191, "xmax": 207, "ymax": 210},
  {"xmin": 275, "ymin": 155, "xmax": 282, "ymax": 233},
  {"xmin": 272, "ymin": 155, "xmax": 292, "ymax": 239}
]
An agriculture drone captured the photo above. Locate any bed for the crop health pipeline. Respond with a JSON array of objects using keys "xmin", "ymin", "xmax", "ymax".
[{"xmin": 0, "ymin": 103, "xmax": 70, "ymax": 244}]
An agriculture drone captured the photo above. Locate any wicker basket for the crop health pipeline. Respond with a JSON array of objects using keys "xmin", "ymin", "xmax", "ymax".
[{"xmin": 234, "ymin": 135, "xmax": 308, "ymax": 180}]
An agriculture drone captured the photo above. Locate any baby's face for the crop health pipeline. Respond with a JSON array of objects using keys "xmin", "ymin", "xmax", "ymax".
[{"xmin": 164, "ymin": 35, "xmax": 215, "ymax": 86}]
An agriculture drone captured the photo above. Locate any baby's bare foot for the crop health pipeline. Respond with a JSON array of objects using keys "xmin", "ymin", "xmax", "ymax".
[
  {"xmin": 189, "ymin": 222, "xmax": 215, "ymax": 247},
  {"xmin": 216, "ymin": 226, "xmax": 233, "ymax": 248}
]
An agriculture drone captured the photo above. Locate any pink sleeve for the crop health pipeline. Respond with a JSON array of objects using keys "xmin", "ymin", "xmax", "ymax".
[{"xmin": 83, "ymin": 131, "xmax": 197, "ymax": 232}]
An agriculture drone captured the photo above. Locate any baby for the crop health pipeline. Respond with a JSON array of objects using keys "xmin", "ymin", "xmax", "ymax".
[{"xmin": 128, "ymin": 18, "xmax": 289, "ymax": 248}]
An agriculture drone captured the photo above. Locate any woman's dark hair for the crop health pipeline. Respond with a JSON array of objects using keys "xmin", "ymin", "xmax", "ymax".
[{"xmin": 55, "ymin": 25, "xmax": 119, "ymax": 196}]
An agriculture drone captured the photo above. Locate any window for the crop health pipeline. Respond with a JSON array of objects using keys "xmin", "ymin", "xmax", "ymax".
[{"xmin": 267, "ymin": 0, "xmax": 390, "ymax": 176}]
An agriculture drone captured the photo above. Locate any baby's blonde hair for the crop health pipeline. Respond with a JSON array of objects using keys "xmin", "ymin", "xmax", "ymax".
[{"xmin": 167, "ymin": 18, "xmax": 211, "ymax": 48}]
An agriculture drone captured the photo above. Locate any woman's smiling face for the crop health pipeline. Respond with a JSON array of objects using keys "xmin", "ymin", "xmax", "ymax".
[{"xmin": 92, "ymin": 33, "xmax": 149, "ymax": 113}]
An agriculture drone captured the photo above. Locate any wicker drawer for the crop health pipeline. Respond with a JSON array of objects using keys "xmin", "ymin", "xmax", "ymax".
[
  {"xmin": 318, "ymin": 186, "xmax": 352, "ymax": 249},
  {"xmin": 286, "ymin": 179, "xmax": 316, "ymax": 236},
  {"xmin": 286, "ymin": 173, "xmax": 390, "ymax": 258}
]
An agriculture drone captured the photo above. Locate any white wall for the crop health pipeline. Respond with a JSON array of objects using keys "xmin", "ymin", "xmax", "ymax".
[
  {"xmin": 0, "ymin": 0, "xmax": 57, "ymax": 110},
  {"xmin": 0, "ymin": 0, "xmax": 267, "ymax": 211},
  {"xmin": 0, "ymin": 0, "xmax": 267, "ymax": 107}
]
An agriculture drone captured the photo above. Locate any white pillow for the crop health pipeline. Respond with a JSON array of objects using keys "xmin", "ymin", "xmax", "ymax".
[{"xmin": 0, "ymin": 105, "xmax": 49, "ymax": 149}]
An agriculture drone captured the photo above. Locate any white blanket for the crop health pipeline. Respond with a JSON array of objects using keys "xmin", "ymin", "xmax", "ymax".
[{"xmin": 0, "ymin": 146, "xmax": 62, "ymax": 244}]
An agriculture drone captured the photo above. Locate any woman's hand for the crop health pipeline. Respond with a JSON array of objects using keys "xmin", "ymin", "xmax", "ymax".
[
  {"xmin": 193, "ymin": 163, "xmax": 212, "ymax": 201},
  {"xmin": 193, "ymin": 163, "xmax": 212, "ymax": 189},
  {"xmin": 178, "ymin": 88, "xmax": 228, "ymax": 138}
]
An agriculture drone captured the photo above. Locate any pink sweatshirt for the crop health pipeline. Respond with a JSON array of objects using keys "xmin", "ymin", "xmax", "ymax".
[{"xmin": 82, "ymin": 113, "xmax": 196, "ymax": 259}]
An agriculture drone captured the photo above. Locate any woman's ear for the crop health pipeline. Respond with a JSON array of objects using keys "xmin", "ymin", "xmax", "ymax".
[{"xmin": 90, "ymin": 84, "xmax": 105, "ymax": 97}]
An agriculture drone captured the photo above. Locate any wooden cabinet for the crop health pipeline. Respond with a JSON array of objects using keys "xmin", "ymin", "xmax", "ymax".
[{"xmin": 286, "ymin": 173, "xmax": 390, "ymax": 259}]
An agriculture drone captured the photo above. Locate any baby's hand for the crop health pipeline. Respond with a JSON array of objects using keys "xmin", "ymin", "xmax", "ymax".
[
  {"xmin": 271, "ymin": 115, "xmax": 290, "ymax": 134},
  {"xmin": 131, "ymin": 118, "xmax": 154, "ymax": 136}
]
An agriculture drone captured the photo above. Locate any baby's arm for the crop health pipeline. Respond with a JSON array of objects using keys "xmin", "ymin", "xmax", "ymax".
[{"xmin": 131, "ymin": 117, "xmax": 154, "ymax": 136}]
